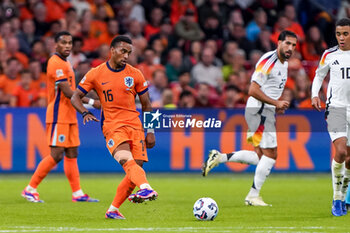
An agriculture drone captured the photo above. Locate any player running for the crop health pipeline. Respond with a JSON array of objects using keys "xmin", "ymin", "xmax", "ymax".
[
  {"xmin": 71, "ymin": 35, "xmax": 157, "ymax": 220},
  {"xmin": 312, "ymin": 18, "xmax": 350, "ymax": 217},
  {"xmin": 202, "ymin": 30, "xmax": 297, "ymax": 206},
  {"xmin": 22, "ymin": 31, "xmax": 100, "ymax": 203}
]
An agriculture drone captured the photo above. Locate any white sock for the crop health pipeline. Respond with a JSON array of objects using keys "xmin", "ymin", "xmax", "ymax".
[
  {"xmin": 26, "ymin": 185, "xmax": 37, "ymax": 193},
  {"xmin": 226, "ymin": 150, "xmax": 259, "ymax": 165},
  {"xmin": 108, "ymin": 204, "xmax": 119, "ymax": 212},
  {"xmin": 140, "ymin": 183, "xmax": 152, "ymax": 190},
  {"xmin": 72, "ymin": 189, "xmax": 84, "ymax": 197},
  {"xmin": 341, "ymin": 168, "xmax": 350, "ymax": 201},
  {"xmin": 332, "ymin": 159, "xmax": 344, "ymax": 200},
  {"xmin": 247, "ymin": 155, "xmax": 275, "ymax": 197}
]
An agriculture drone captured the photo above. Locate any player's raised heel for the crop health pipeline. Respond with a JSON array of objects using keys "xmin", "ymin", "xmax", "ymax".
[
  {"xmin": 21, "ymin": 189, "xmax": 44, "ymax": 203},
  {"xmin": 332, "ymin": 200, "xmax": 343, "ymax": 216},
  {"xmin": 105, "ymin": 210, "xmax": 126, "ymax": 220},
  {"xmin": 128, "ymin": 189, "xmax": 158, "ymax": 203},
  {"xmin": 245, "ymin": 196, "xmax": 271, "ymax": 206},
  {"xmin": 72, "ymin": 194, "xmax": 99, "ymax": 202},
  {"xmin": 202, "ymin": 150, "xmax": 220, "ymax": 177}
]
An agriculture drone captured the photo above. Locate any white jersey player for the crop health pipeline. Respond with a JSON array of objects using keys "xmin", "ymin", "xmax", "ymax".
[
  {"xmin": 202, "ymin": 30, "xmax": 297, "ymax": 206},
  {"xmin": 311, "ymin": 18, "xmax": 350, "ymax": 217}
]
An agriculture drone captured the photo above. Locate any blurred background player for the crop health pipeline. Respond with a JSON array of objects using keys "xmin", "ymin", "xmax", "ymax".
[
  {"xmin": 202, "ymin": 31, "xmax": 297, "ymax": 206},
  {"xmin": 71, "ymin": 35, "xmax": 157, "ymax": 220},
  {"xmin": 311, "ymin": 18, "xmax": 350, "ymax": 217},
  {"xmin": 22, "ymin": 31, "xmax": 100, "ymax": 203}
]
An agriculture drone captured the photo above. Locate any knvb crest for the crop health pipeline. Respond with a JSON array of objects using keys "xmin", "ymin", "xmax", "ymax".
[{"xmin": 124, "ymin": 76, "xmax": 134, "ymax": 88}]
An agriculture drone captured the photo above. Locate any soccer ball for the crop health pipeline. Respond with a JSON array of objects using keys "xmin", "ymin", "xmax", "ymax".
[{"xmin": 193, "ymin": 197, "xmax": 219, "ymax": 221}]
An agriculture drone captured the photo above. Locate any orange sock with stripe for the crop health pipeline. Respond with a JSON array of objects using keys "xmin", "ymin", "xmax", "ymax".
[
  {"xmin": 29, "ymin": 155, "xmax": 57, "ymax": 188},
  {"xmin": 122, "ymin": 160, "xmax": 149, "ymax": 188},
  {"xmin": 112, "ymin": 176, "xmax": 136, "ymax": 208},
  {"xmin": 64, "ymin": 157, "xmax": 81, "ymax": 192}
]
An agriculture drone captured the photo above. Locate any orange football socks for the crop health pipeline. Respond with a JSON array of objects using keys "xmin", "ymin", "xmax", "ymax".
[
  {"xmin": 122, "ymin": 160, "xmax": 148, "ymax": 187},
  {"xmin": 112, "ymin": 176, "xmax": 136, "ymax": 208},
  {"xmin": 63, "ymin": 157, "xmax": 81, "ymax": 192},
  {"xmin": 29, "ymin": 155, "xmax": 57, "ymax": 188}
]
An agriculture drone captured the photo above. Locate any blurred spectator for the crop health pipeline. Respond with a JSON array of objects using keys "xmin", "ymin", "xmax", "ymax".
[
  {"xmin": 218, "ymin": 84, "xmax": 245, "ymax": 108},
  {"xmin": 32, "ymin": 2, "xmax": 50, "ymax": 37},
  {"xmin": 6, "ymin": 36, "xmax": 29, "ymax": 68},
  {"xmin": 162, "ymin": 88, "xmax": 177, "ymax": 109},
  {"xmin": 170, "ymin": 0, "xmax": 197, "ymax": 25},
  {"xmin": 9, "ymin": 69, "xmax": 39, "ymax": 107},
  {"xmin": 0, "ymin": 20, "xmax": 13, "ymax": 47},
  {"xmin": 249, "ymin": 49, "xmax": 263, "ymax": 68},
  {"xmin": 90, "ymin": 0, "xmax": 114, "ymax": 19},
  {"xmin": 270, "ymin": 14, "xmax": 290, "ymax": 46},
  {"xmin": 148, "ymin": 69, "xmax": 169, "ymax": 107},
  {"xmin": 149, "ymin": 18, "xmax": 177, "ymax": 57},
  {"xmin": 301, "ymin": 26, "xmax": 327, "ymax": 61},
  {"xmin": 90, "ymin": 5, "xmax": 108, "ymax": 39},
  {"xmin": 170, "ymin": 71, "xmax": 196, "ymax": 104},
  {"xmin": 178, "ymin": 89, "xmax": 195, "ymax": 108},
  {"xmin": 183, "ymin": 40, "xmax": 202, "ymax": 70},
  {"xmin": 337, "ymin": 0, "xmax": 350, "ymax": 20},
  {"xmin": 91, "ymin": 43, "xmax": 110, "ymax": 68},
  {"xmin": 191, "ymin": 47, "xmax": 223, "ymax": 89},
  {"xmin": 222, "ymin": 40, "xmax": 238, "ymax": 64},
  {"xmin": 175, "ymin": 8, "xmax": 204, "ymax": 44},
  {"xmin": 222, "ymin": 49, "xmax": 246, "ymax": 81},
  {"xmin": 285, "ymin": 57, "xmax": 306, "ymax": 90},
  {"xmin": 31, "ymin": 40, "xmax": 48, "ymax": 67},
  {"xmin": 98, "ymin": 18, "xmax": 119, "ymax": 45},
  {"xmin": 44, "ymin": 20, "xmax": 63, "ymax": 38},
  {"xmin": 294, "ymin": 72, "xmax": 311, "ymax": 104},
  {"xmin": 150, "ymin": 38, "xmax": 166, "ymax": 64},
  {"xmin": 204, "ymin": 39, "xmax": 223, "ymax": 66},
  {"xmin": 202, "ymin": 13, "xmax": 222, "ymax": 40},
  {"xmin": 28, "ymin": 59, "xmax": 46, "ymax": 91},
  {"xmin": 255, "ymin": 28, "xmax": 276, "ymax": 53},
  {"xmin": 130, "ymin": 0, "xmax": 146, "ymax": 25},
  {"xmin": 198, "ymin": 0, "xmax": 230, "ymax": 26},
  {"xmin": 126, "ymin": 19, "xmax": 147, "ymax": 57},
  {"xmin": 144, "ymin": 7, "xmax": 163, "ymax": 41},
  {"xmin": 44, "ymin": 0, "xmax": 71, "ymax": 23},
  {"xmin": 225, "ymin": 22, "xmax": 255, "ymax": 58},
  {"xmin": 246, "ymin": 8, "xmax": 268, "ymax": 42},
  {"xmin": 194, "ymin": 82, "xmax": 218, "ymax": 107},
  {"xmin": 17, "ymin": 19, "xmax": 38, "ymax": 56},
  {"xmin": 68, "ymin": 37, "xmax": 87, "ymax": 69},
  {"xmin": 75, "ymin": 60, "xmax": 91, "ymax": 84},
  {"xmin": 136, "ymin": 48, "xmax": 165, "ymax": 82},
  {"xmin": 0, "ymin": 57, "xmax": 22, "ymax": 104},
  {"xmin": 10, "ymin": 17, "xmax": 22, "ymax": 36},
  {"xmin": 165, "ymin": 48, "xmax": 185, "ymax": 83},
  {"xmin": 70, "ymin": 0, "xmax": 90, "ymax": 18},
  {"xmin": 80, "ymin": 10, "xmax": 100, "ymax": 53},
  {"xmin": 283, "ymin": 4, "xmax": 305, "ymax": 42},
  {"xmin": 143, "ymin": 0, "xmax": 171, "ymax": 20},
  {"xmin": 19, "ymin": 0, "xmax": 40, "ymax": 21},
  {"xmin": 65, "ymin": 7, "xmax": 79, "ymax": 27}
]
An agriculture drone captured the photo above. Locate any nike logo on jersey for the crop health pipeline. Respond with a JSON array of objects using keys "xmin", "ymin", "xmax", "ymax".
[
  {"xmin": 332, "ymin": 60, "xmax": 339, "ymax": 65},
  {"xmin": 102, "ymin": 82, "xmax": 110, "ymax": 85}
]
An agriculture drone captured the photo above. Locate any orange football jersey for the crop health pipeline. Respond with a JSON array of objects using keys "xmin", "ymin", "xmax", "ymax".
[
  {"xmin": 78, "ymin": 62, "xmax": 148, "ymax": 135},
  {"xmin": 46, "ymin": 53, "xmax": 77, "ymax": 124}
]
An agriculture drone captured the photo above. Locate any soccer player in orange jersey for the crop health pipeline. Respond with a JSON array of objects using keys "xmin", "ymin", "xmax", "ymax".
[
  {"xmin": 22, "ymin": 31, "xmax": 100, "ymax": 203},
  {"xmin": 71, "ymin": 35, "xmax": 157, "ymax": 220}
]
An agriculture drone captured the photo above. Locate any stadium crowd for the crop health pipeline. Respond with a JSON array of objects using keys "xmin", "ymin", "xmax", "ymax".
[{"xmin": 0, "ymin": 0, "xmax": 346, "ymax": 108}]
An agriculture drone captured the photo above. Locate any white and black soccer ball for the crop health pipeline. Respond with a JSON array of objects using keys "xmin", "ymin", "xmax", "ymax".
[{"xmin": 193, "ymin": 197, "xmax": 219, "ymax": 221}]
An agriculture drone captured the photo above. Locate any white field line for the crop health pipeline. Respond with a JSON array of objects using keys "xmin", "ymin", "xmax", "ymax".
[{"xmin": 0, "ymin": 226, "xmax": 345, "ymax": 233}]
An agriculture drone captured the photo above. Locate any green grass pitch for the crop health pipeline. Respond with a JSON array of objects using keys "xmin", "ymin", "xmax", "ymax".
[{"xmin": 0, "ymin": 173, "xmax": 349, "ymax": 233}]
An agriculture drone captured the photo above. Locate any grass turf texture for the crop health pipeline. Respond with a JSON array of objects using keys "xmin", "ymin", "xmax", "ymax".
[{"xmin": 0, "ymin": 173, "xmax": 348, "ymax": 233}]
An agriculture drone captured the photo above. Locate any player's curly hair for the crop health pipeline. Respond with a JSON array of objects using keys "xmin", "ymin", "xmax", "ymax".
[
  {"xmin": 110, "ymin": 35, "xmax": 132, "ymax": 48},
  {"xmin": 336, "ymin": 18, "xmax": 350, "ymax": 27}
]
